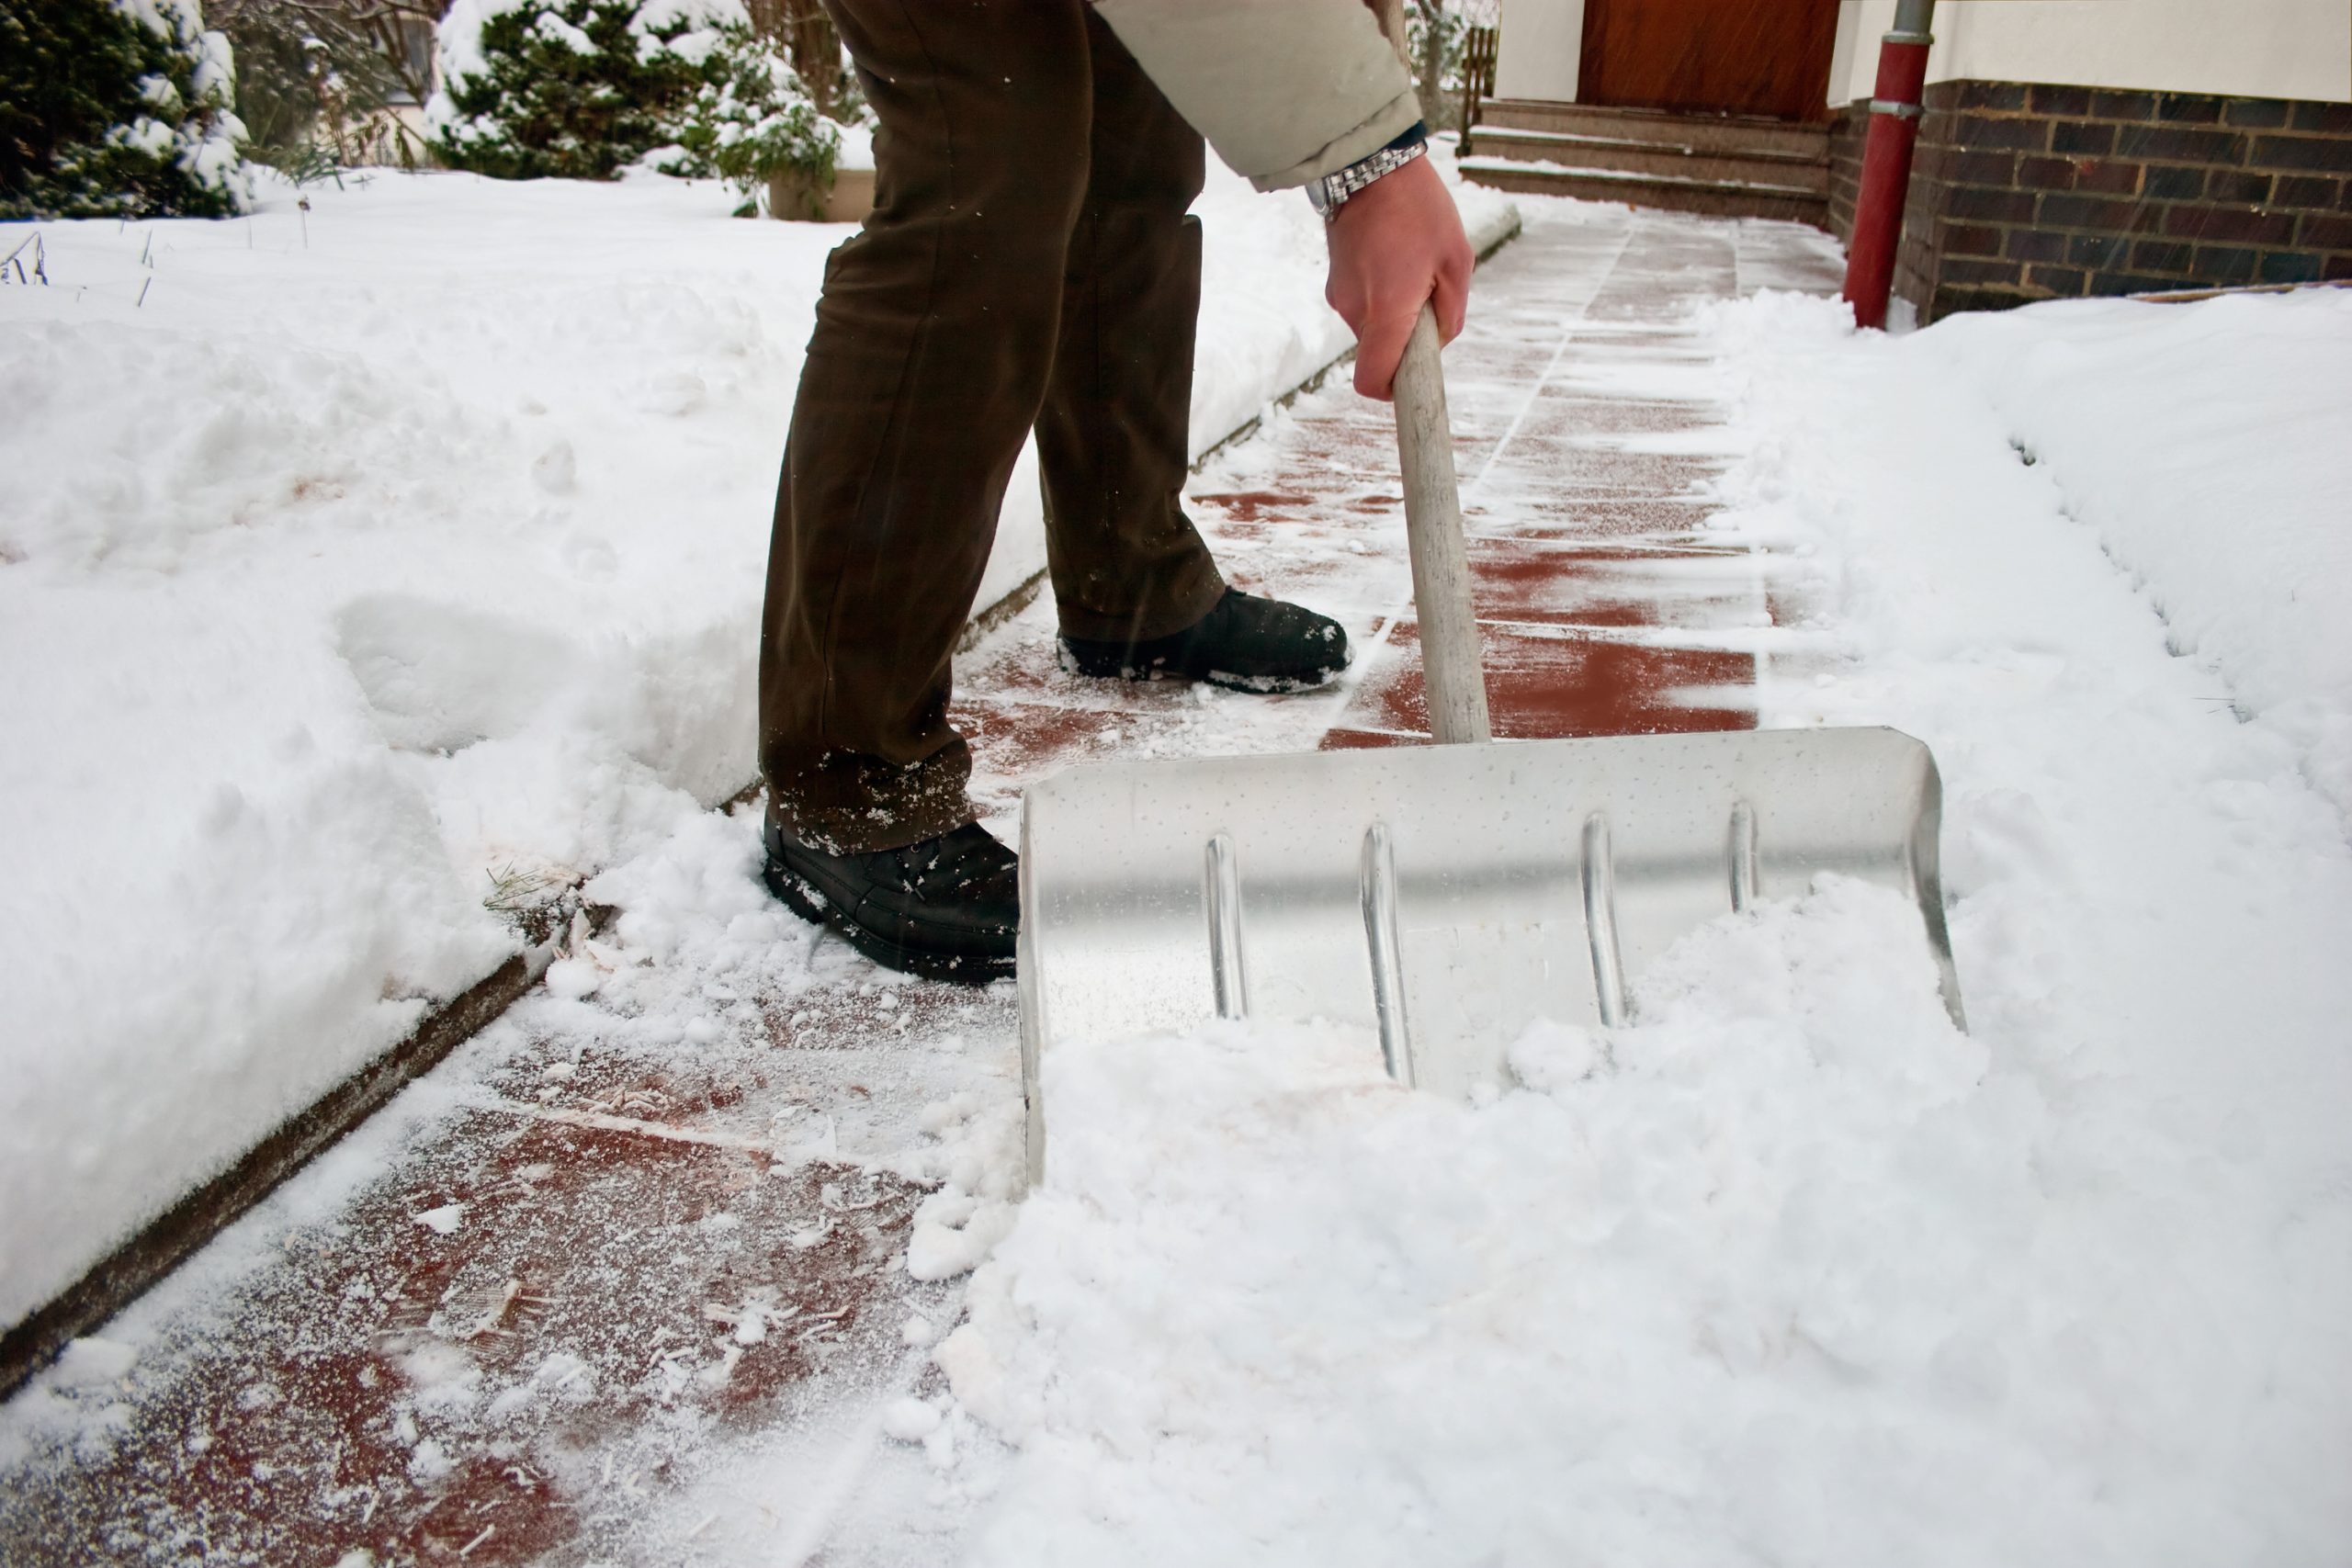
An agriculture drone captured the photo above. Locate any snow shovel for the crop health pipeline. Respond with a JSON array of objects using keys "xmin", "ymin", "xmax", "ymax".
[{"xmin": 1014, "ymin": 309, "xmax": 1965, "ymax": 1184}]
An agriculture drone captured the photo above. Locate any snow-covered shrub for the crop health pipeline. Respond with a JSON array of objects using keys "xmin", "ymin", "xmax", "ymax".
[
  {"xmin": 428, "ymin": 0, "xmax": 794, "ymax": 184},
  {"xmin": 0, "ymin": 0, "xmax": 252, "ymax": 219},
  {"xmin": 656, "ymin": 22, "xmax": 837, "ymax": 211}
]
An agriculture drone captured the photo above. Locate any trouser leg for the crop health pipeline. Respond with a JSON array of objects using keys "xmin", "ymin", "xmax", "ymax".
[
  {"xmin": 759, "ymin": 0, "xmax": 1091, "ymax": 853},
  {"xmin": 1036, "ymin": 10, "xmax": 1226, "ymax": 645}
]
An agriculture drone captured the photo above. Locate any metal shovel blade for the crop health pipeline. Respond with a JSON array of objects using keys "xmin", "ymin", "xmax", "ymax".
[{"xmin": 1016, "ymin": 725, "xmax": 1963, "ymax": 1183}]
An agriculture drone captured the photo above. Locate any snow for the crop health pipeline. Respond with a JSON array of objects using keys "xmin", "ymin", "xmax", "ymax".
[
  {"xmin": 7, "ymin": 155, "xmax": 2346, "ymax": 1563},
  {"xmin": 1912, "ymin": 290, "xmax": 2352, "ymax": 821},
  {"xmin": 0, "ymin": 154, "xmax": 1511, "ymax": 1334},
  {"xmin": 933, "ymin": 272, "xmax": 2352, "ymax": 1564}
]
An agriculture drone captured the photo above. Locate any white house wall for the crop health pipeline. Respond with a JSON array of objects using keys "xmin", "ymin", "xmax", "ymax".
[
  {"xmin": 1496, "ymin": 0, "xmax": 1586, "ymax": 101},
  {"xmin": 1832, "ymin": 0, "xmax": 2352, "ymax": 106}
]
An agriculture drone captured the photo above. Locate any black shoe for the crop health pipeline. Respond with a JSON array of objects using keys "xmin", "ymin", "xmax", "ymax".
[
  {"xmin": 763, "ymin": 818, "xmax": 1018, "ymax": 986},
  {"xmin": 1058, "ymin": 588, "xmax": 1349, "ymax": 693}
]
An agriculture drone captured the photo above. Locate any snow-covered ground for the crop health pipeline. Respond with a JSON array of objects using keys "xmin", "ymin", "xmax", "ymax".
[
  {"xmin": 935, "ymin": 281, "xmax": 2352, "ymax": 1565},
  {"xmin": 0, "ymin": 153, "xmax": 1514, "ymax": 1334},
  {"xmin": 6, "ymin": 175, "xmax": 2348, "ymax": 1566}
]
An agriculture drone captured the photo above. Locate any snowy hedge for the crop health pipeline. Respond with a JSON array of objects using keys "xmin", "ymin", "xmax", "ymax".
[
  {"xmin": 427, "ymin": 0, "xmax": 835, "ymax": 200},
  {"xmin": 0, "ymin": 0, "xmax": 251, "ymax": 220}
]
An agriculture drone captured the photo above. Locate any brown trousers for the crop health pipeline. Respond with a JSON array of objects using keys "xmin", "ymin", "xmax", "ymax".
[{"xmin": 760, "ymin": 0, "xmax": 1226, "ymax": 853}]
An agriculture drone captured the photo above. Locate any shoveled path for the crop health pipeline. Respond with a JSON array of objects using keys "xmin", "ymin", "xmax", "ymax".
[{"xmin": 0, "ymin": 201, "xmax": 1844, "ymax": 1566}]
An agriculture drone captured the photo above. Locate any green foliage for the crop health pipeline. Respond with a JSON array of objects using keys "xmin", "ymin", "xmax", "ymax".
[
  {"xmin": 431, "ymin": 0, "xmax": 699, "ymax": 180},
  {"xmin": 431, "ymin": 2, "xmax": 834, "ymax": 192},
  {"xmin": 0, "ymin": 0, "xmax": 252, "ymax": 220},
  {"xmin": 658, "ymin": 23, "xmax": 834, "ymax": 200}
]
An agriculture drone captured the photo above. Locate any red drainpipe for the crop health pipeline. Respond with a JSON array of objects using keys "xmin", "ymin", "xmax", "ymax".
[{"xmin": 1842, "ymin": 0, "xmax": 1938, "ymax": 330}]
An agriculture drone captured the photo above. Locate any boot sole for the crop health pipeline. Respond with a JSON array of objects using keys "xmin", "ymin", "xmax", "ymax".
[
  {"xmin": 763, "ymin": 855, "xmax": 1015, "ymax": 987},
  {"xmin": 1057, "ymin": 643, "xmax": 1344, "ymax": 694}
]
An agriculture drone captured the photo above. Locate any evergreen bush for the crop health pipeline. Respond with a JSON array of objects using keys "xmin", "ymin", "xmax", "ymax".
[
  {"xmin": 658, "ymin": 22, "xmax": 834, "ymax": 210},
  {"xmin": 0, "ymin": 0, "xmax": 252, "ymax": 220},
  {"xmin": 427, "ymin": 0, "xmax": 834, "ymax": 198}
]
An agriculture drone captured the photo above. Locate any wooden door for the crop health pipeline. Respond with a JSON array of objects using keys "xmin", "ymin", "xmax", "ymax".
[{"xmin": 1578, "ymin": 0, "xmax": 1841, "ymax": 122}]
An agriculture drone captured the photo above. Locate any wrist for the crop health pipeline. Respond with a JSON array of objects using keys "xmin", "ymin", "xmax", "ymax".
[{"xmin": 1306, "ymin": 121, "xmax": 1429, "ymax": 223}]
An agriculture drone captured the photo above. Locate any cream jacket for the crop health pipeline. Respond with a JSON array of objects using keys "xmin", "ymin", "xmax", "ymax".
[{"xmin": 1091, "ymin": 0, "xmax": 1423, "ymax": 191}]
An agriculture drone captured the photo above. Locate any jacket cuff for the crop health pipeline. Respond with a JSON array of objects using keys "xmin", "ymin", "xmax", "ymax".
[{"xmin": 1249, "ymin": 90, "xmax": 1425, "ymax": 194}]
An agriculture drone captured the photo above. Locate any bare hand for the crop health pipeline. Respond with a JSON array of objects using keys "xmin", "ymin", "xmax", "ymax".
[{"xmin": 1323, "ymin": 154, "xmax": 1475, "ymax": 400}]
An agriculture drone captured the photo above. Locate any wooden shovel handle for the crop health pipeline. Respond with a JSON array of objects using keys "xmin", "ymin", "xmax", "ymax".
[{"xmin": 1392, "ymin": 304, "xmax": 1492, "ymax": 745}]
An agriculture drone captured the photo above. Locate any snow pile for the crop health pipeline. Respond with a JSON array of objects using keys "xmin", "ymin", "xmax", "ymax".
[
  {"xmin": 932, "ymin": 280, "xmax": 2352, "ymax": 1563},
  {"xmin": 947, "ymin": 876, "xmax": 2340, "ymax": 1564},
  {"xmin": 1915, "ymin": 288, "xmax": 2352, "ymax": 821},
  {"xmin": 0, "ymin": 158, "xmax": 1512, "ymax": 1334}
]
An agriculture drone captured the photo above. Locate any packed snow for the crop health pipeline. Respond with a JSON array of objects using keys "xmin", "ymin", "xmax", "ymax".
[{"xmin": 0, "ymin": 152, "xmax": 1514, "ymax": 1332}]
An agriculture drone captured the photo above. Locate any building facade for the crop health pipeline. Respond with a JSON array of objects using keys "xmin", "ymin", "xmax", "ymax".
[{"xmin": 1477, "ymin": 0, "xmax": 2352, "ymax": 319}]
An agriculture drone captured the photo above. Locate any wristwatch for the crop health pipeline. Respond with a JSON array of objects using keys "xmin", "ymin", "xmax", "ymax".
[{"xmin": 1306, "ymin": 122, "xmax": 1430, "ymax": 222}]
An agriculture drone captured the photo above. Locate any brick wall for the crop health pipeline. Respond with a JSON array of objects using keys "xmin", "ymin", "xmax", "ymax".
[
  {"xmin": 1826, "ymin": 98, "xmax": 1866, "ymax": 243},
  {"xmin": 1827, "ymin": 82, "xmax": 2352, "ymax": 322}
]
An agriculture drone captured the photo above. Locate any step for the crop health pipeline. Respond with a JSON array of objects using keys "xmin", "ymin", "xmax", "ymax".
[
  {"xmin": 1468, "ymin": 127, "xmax": 1829, "ymax": 196},
  {"xmin": 1475, "ymin": 98, "xmax": 1828, "ymax": 161},
  {"xmin": 1457, "ymin": 157, "xmax": 1831, "ymax": 228}
]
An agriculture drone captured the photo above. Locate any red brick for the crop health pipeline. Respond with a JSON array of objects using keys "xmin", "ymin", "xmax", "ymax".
[
  {"xmin": 2164, "ymin": 206, "xmax": 2298, "ymax": 244},
  {"xmin": 1952, "ymin": 81, "xmax": 2030, "ymax": 111},
  {"xmin": 2253, "ymin": 135, "xmax": 2352, "ymax": 174},
  {"xmin": 2007, "ymin": 229, "xmax": 2070, "ymax": 263},
  {"xmin": 2073, "ymin": 160, "xmax": 2144, "ymax": 195},
  {"xmin": 2155, "ymin": 92, "xmax": 2224, "ymax": 125},
  {"xmin": 2130, "ymin": 239, "xmax": 2194, "ymax": 271},
  {"xmin": 2145, "ymin": 165, "xmax": 2207, "ymax": 201},
  {"xmin": 2116, "ymin": 125, "xmax": 2248, "ymax": 164},
  {"xmin": 2030, "ymin": 85, "xmax": 2096, "ymax": 118},
  {"xmin": 2272, "ymin": 175, "xmax": 2341, "ymax": 209},
  {"xmin": 2206, "ymin": 170, "xmax": 2273, "ymax": 204},
  {"xmin": 1957, "ymin": 114, "xmax": 2052, "ymax": 152},
  {"xmin": 2052, "ymin": 121, "xmax": 2117, "ymax": 156},
  {"xmin": 2190, "ymin": 244, "xmax": 2260, "ymax": 283},
  {"xmin": 2088, "ymin": 90, "xmax": 2157, "ymax": 121},
  {"xmin": 2299, "ymin": 212, "xmax": 2352, "ymax": 249},
  {"xmin": 2018, "ymin": 156, "xmax": 2077, "ymax": 190},
  {"xmin": 2289, "ymin": 101, "xmax": 2352, "ymax": 135},
  {"xmin": 2256, "ymin": 252, "xmax": 2326, "ymax": 284},
  {"xmin": 2222, "ymin": 98, "xmax": 2291, "ymax": 130},
  {"xmin": 2026, "ymin": 264, "xmax": 2089, "ymax": 294},
  {"xmin": 1950, "ymin": 150, "xmax": 2019, "ymax": 186},
  {"xmin": 2324, "ymin": 254, "xmax": 2352, "ymax": 281},
  {"xmin": 2041, "ymin": 193, "xmax": 2142, "ymax": 230},
  {"xmin": 1941, "ymin": 223, "xmax": 2005, "ymax": 257},
  {"xmin": 2067, "ymin": 233, "xmax": 2132, "ymax": 268},
  {"xmin": 1947, "ymin": 186, "xmax": 2040, "ymax": 223}
]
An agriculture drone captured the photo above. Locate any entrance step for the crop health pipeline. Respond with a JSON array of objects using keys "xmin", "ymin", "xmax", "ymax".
[
  {"xmin": 1474, "ymin": 98, "xmax": 1830, "ymax": 159},
  {"xmin": 1462, "ymin": 100, "xmax": 1831, "ymax": 228}
]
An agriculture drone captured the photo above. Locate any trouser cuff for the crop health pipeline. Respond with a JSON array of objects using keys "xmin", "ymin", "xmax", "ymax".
[{"xmin": 766, "ymin": 740, "xmax": 978, "ymax": 855}]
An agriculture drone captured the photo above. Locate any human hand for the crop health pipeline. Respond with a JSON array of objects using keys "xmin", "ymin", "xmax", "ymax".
[{"xmin": 1323, "ymin": 153, "xmax": 1475, "ymax": 400}]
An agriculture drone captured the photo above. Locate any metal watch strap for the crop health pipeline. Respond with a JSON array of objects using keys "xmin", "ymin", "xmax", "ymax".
[{"xmin": 1307, "ymin": 127, "xmax": 1430, "ymax": 221}]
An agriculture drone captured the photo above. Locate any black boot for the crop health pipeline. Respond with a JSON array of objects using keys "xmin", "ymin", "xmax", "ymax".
[
  {"xmin": 1059, "ymin": 588, "xmax": 1349, "ymax": 692},
  {"xmin": 763, "ymin": 818, "xmax": 1018, "ymax": 985}
]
